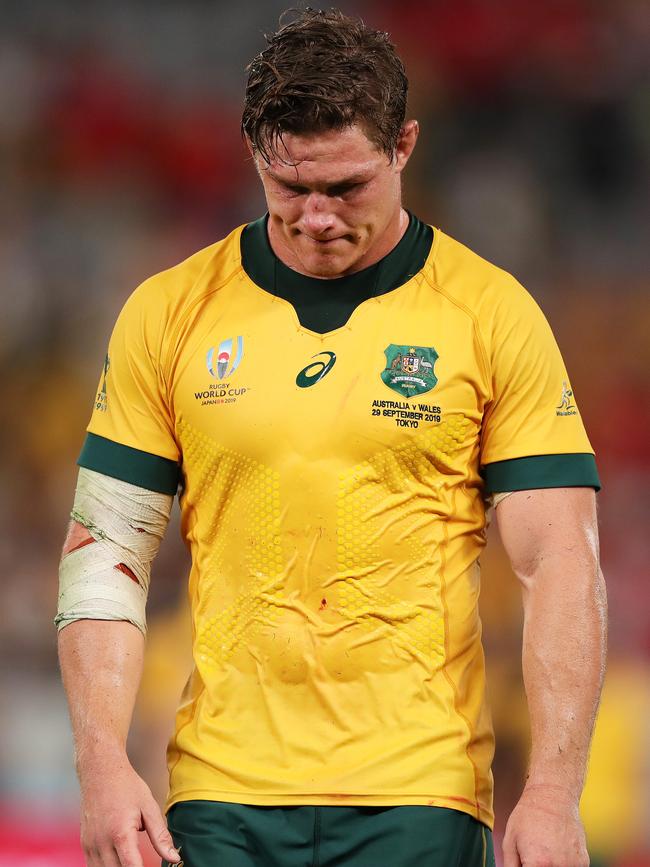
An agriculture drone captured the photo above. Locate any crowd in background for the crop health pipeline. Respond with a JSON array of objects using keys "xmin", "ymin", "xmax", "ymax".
[{"xmin": 0, "ymin": 1, "xmax": 648, "ymax": 865}]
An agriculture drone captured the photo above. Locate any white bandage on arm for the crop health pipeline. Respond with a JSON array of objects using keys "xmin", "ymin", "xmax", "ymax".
[
  {"xmin": 492, "ymin": 491, "xmax": 515, "ymax": 508},
  {"xmin": 56, "ymin": 467, "xmax": 173, "ymax": 636}
]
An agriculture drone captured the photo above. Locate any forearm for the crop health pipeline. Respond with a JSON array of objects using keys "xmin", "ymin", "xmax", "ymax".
[
  {"xmin": 58, "ymin": 619, "xmax": 145, "ymax": 774},
  {"xmin": 58, "ymin": 618, "xmax": 181, "ymax": 865},
  {"xmin": 520, "ymin": 559, "xmax": 607, "ymax": 798},
  {"xmin": 56, "ymin": 468, "xmax": 173, "ymax": 768}
]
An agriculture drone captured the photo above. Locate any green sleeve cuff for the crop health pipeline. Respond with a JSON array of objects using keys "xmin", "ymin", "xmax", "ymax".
[
  {"xmin": 482, "ymin": 453, "xmax": 601, "ymax": 494},
  {"xmin": 78, "ymin": 432, "xmax": 180, "ymax": 494}
]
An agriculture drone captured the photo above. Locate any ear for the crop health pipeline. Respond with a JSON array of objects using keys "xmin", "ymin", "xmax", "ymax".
[{"xmin": 394, "ymin": 119, "xmax": 419, "ymax": 172}]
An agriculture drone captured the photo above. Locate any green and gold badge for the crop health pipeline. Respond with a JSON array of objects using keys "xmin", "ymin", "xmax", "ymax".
[{"xmin": 381, "ymin": 344, "xmax": 439, "ymax": 397}]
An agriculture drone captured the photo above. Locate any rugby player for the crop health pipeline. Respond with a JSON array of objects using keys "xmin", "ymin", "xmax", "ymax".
[{"xmin": 57, "ymin": 9, "xmax": 606, "ymax": 867}]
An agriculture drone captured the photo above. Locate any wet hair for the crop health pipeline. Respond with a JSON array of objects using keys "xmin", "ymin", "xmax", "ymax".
[{"xmin": 241, "ymin": 7, "xmax": 408, "ymax": 163}]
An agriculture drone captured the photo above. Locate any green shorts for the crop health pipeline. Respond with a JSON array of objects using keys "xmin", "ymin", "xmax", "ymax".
[{"xmin": 163, "ymin": 800, "xmax": 495, "ymax": 867}]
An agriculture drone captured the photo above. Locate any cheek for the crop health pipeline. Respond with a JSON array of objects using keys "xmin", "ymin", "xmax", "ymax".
[
  {"xmin": 347, "ymin": 187, "xmax": 389, "ymax": 227},
  {"xmin": 351, "ymin": 206, "xmax": 384, "ymax": 240},
  {"xmin": 277, "ymin": 198, "xmax": 306, "ymax": 226},
  {"xmin": 263, "ymin": 185, "xmax": 300, "ymax": 220}
]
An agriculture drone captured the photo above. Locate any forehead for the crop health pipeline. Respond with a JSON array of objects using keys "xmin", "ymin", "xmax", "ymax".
[{"xmin": 260, "ymin": 124, "xmax": 387, "ymax": 184}]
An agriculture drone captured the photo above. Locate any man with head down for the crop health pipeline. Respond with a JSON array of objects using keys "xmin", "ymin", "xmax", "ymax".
[{"xmin": 57, "ymin": 9, "xmax": 606, "ymax": 867}]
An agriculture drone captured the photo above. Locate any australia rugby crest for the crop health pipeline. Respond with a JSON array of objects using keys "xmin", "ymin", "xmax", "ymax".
[{"xmin": 381, "ymin": 344, "xmax": 439, "ymax": 398}]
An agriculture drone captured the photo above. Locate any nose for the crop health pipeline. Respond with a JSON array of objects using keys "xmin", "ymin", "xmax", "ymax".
[{"xmin": 300, "ymin": 192, "xmax": 336, "ymax": 236}]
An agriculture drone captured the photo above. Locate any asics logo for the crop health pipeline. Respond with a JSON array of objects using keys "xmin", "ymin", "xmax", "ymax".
[{"xmin": 296, "ymin": 351, "xmax": 337, "ymax": 388}]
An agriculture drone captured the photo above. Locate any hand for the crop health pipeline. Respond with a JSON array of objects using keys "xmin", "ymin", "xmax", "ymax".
[
  {"xmin": 502, "ymin": 784, "xmax": 589, "ymax": 867},
  {"xmin": 78, "ymin": 751, "xmax": 181, "ymax": 867}
]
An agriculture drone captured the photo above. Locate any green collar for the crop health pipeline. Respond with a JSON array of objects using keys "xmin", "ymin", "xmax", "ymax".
[{"xmin": 240, "ymin": 213, "xmax": 433, "ymax": 334}]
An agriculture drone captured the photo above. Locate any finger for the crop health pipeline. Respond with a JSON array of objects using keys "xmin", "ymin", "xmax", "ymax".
[
  {"xmin": 82, "ymin": 842, "xmax": 117, "ymax": 867},
  {"xmin": 141, "ymin": 803, "xmax": 181, "ymax": 863},
  {"xmin": 501, "ymin": 833, "xmax": 521, "ymax": 867},
  {"xmin": 112, "ymin": 831, "xmax": 144, "ymax": 867},
  {"xmin": 93, "ymin": 844, "xmax": 123, "ymax": 867}
]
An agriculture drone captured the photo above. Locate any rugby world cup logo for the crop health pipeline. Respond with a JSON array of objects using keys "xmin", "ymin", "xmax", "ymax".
[{"xmin": 206, "ymin": 336, "xmax": 244, "ymax": 380}]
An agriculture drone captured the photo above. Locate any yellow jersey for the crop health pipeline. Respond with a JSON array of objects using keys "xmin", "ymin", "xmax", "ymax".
[{"xmin": 79, "ymin": 214, "xmax": 599, "ymax": 828}]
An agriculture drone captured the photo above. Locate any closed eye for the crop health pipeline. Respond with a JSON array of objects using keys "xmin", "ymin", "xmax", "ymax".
[
  {"xmin": 278, "ymin": 180, "xmax": 365, "ymax": 197},
  {"xmin": 284, "ymin": 184, "xmax": 309, "ymax": 195},
  {"xmin": 327, "ymin": 182, "xmax": 363, "ymax": 197}
]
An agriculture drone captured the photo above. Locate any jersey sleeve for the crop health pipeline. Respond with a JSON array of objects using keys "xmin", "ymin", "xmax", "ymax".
[
  {"xmin": 78, "ymin": 279, "xmax": 181, "ymax": 494},
  {"xmin": 480, "ymin": 278, "xmax": 600, "ymax": 494}
]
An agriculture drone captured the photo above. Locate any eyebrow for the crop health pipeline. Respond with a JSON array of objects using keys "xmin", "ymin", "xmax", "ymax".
[{"xmin": 265, "ymin": 169, "xmax": 369, "ymax": 189}]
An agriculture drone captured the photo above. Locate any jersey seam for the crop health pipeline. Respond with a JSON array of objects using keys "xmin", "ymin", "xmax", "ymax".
[
  {"xmin": 127, "ymin": 233, "xmax": 241, "ymax": 424},
  {"xmin": 440, "ymin": 485, "xmax": 483, "ymax": 823},
  {"xmin": 167, "ymin": 612, "xmax": 203, "ymax": 787},
  {"xmin": 160, "ymin": 226, "xmax": 247, "ymax": 379},
  {"xmin": 168, "ymin": 686, "xmax": 205, "ymax": 789},
  {"xmin": 419, "ymin": 262, "xmax": 492, "ymax": 401}
]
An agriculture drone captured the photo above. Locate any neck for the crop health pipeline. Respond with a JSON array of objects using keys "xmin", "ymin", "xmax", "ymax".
[{"xmin": 267, "ymin": 206, "xmax": 410, "ymax": 279}]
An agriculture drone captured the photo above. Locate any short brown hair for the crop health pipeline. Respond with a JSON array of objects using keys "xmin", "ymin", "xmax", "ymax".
[{"xmin": 242, "ymin": 8, "xmax": 408, "ymax": 163}]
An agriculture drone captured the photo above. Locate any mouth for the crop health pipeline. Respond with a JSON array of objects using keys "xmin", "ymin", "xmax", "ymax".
[{"xmin": 302, "ymin": 234, "xmax": 345, "ymax": 247}]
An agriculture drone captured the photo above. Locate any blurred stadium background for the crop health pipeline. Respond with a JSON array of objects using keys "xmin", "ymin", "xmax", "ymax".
[{"xmin": 0, "ymin": 1, "xmax": 648, "ymax": 864}]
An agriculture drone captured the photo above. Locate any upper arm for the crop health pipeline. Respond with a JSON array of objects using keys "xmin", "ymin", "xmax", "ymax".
[{"xmin": 495, "ymin": 487, "xmax": 600, "ymax": 589}]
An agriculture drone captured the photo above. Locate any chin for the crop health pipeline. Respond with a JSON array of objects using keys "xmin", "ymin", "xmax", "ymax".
[
  {"xmin": 302, "ymin": 254, "xmax": 353, "ymax": 278},
  {"xmin": 298, "ymin": 244, "xmax": 363, "ymax": 278}
]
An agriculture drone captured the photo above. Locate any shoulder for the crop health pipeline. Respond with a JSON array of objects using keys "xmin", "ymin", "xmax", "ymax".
[
  {"xmin": 124, "ymin": 223, "xmax": 247, "ymax": 323},
  {"xmin": 426, "ymin": 228, "xmax": 540, "ymax": 322}
]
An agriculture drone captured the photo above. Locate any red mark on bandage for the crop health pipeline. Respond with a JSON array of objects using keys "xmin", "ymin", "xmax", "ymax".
[
  {"xmin": 115, "ymin": 563, "xmax": 140, "ymax": 585},
  {"xmin": 68, "ymin": 537, "xmax": 96, "ymax": 553}
]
